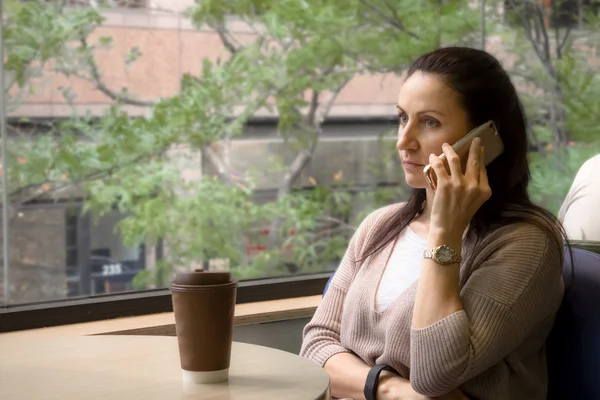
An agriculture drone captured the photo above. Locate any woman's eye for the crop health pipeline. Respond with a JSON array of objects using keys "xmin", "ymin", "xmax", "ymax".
[
  {"xmin": 425, "ymin": 119, "xmax": 439, "ymax": 128},
  {"xmin": 398, "ymin": 114, "xmax": 408, "ymax": 124}
]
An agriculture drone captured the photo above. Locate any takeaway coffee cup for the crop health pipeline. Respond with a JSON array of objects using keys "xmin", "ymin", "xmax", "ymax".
[{"xmin": 170, "ymin": 269, "xmax": 238, "ymax": 384}]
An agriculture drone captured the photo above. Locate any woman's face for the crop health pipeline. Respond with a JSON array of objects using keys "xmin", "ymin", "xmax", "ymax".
[{"xmin": 396, "ymin": 71, "xmax": 472, "ymax": 189}]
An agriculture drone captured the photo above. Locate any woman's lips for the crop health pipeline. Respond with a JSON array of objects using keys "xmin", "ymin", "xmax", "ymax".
[{"xmin": 403, "ymin": 161, "xmax": 424, "ymax": 169}]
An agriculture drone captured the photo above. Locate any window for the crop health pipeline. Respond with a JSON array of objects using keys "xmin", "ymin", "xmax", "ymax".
[
  {"xmin": 1, "ymin": 0, "xmax": 598, "ymax": 332},
  {"xmin": 0, "ymin": 202, "xmax": 157, "ymax": 304}
]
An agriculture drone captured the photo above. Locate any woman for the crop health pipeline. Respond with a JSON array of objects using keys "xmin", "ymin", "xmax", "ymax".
[{"xmin": 300, "ymin": 46, "xmax": 567, "ymax": 400}]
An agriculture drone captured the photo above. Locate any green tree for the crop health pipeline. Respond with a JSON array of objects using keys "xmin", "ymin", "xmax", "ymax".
[{"xmin": 3, "ymin": 0, "xmax": 481, "ymax": 290}]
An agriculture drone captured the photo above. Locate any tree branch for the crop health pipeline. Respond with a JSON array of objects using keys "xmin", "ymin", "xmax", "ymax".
[
  {"xmin": 532, "ymin": 5, "xmax": 551, "ymax": 62},
  {"xmin": 557, "ymin": 26, "xmax": 572, "ymax": 58},
  {"xmin": 277, "ymin": 78, "xmax": 351, "ymax": 198},
  {"xmin": 359, "ymin": 0, "xmax": 420, "ymax": 39},
  {"xmin": 8, "ymin": 146, "xmax": 168, "ymax": 205},
  {"xmin": 75, "ymin": 37, "xmax": 154, "ymax": 107},
  {"xmin": 202, "ymin": 145, "xmax": 231, "ymax": 183},
  {"xmin": 314, "ymin": 79, "xmax": 348, "ymax": 128},
  {"xmin": 199, "ymin": 78, "xmax": 297, "ymax": 183},
  {"xmin": 305, "ymin": 90, "xmax": 321, "ymax": 129},
  {"xmin": 508, "ymin": 0, "xmax": 545, "ymax": 61},
  {"xmin": 211, "ymin": 21, "xmax": 242, "ymax": 55}
]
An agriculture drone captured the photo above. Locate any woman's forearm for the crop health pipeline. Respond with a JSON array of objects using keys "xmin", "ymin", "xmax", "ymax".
[
  {"xmin": 324, "ymin": 351, "xmax": 469, "ymax": 400},
  {"xmin": 323, "ymin": 352, "xmax": 373, "ymax": 400},
  {"xmin": 412, "ymin": 230, "xmax": 463, "ymax": 329}
]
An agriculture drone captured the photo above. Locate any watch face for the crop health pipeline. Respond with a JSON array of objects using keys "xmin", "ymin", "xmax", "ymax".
[{"xmin": 436, "ymin": 246, "xmax": 454, "ymax": 263}]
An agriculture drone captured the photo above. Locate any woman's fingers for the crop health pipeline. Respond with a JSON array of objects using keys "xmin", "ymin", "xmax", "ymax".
[
  {"xmin": 429, "ymin": 152, "xmax": 449, "ymax": 186},
  {"xmin": 442, "ymin": 143, "xmax": 462, "ymax": 179},
  {"xmin": 479, "ymin": 146, "xmax": 492, "ymax": 199},
  {"xmin": 432, "ymin": 138, "xmax": 491, "ymax": 203},
  {"xmin": 465, "ymin": 137, "xmax": 481, "ymax": 182}
]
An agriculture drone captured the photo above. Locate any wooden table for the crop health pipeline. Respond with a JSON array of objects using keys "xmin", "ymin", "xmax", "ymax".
[{"xmin": 0, "ymin": 335, "xmax": 330, "ymax": 399}]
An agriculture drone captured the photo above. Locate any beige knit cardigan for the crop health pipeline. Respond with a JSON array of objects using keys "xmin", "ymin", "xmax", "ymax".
[{"xmin": 300, "ymin": 203, "xmax": 564, "ymax": 400}]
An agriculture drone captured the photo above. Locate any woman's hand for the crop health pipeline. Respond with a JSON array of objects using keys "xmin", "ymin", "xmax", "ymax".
[
  {"xmin": 428, "ymin": 137, "xmax": 491, "ymax": 238},
  {"xmin": 377, "ymin": 374, "xmax": 469, "ymax": 400},
  {"xmin": 376, "ymin": 373, "xmax": 410, "ymax": 400}
]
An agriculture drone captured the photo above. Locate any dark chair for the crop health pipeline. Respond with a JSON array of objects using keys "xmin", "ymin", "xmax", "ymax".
[
  {"xmin": 547, "ymin": 246, "xmax": 600, "ymax": 400},
  {"xmin": 570, "ymin": 239, "xmax": 600, "ymax": 256},
  {"xmin": 323, "ymin": 272, "xmax": 334, "ymax": 297}
]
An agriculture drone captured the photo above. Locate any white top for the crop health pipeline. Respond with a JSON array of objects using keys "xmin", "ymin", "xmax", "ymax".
[
  {"xmin": 558, "ymin": 153, "xmax": 600, "ymax": 241},
  {"xmin": 376, "ymin": 227, "xmax": 427, "ymax": 311}
]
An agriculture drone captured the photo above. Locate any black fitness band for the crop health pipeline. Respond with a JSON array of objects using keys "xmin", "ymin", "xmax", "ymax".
[{"xmin": 364, "ymin": 364, "xmax": 398, "ymax": 400}]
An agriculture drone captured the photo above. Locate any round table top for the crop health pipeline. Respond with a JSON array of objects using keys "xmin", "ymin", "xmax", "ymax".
[{"xmin": 0, "ymin": 335, "xmax": 330, "ymax": 400}]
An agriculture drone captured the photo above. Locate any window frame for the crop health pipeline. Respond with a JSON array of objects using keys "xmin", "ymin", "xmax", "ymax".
[{"xmin": 0, "ymin": 272, "xmax": 331, "ymax": 332}]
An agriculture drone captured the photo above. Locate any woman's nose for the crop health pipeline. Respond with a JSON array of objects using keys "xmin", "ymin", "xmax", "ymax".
[{"xmin": 397, "ymin": 125, "xmax": 418, "ymax": 151}]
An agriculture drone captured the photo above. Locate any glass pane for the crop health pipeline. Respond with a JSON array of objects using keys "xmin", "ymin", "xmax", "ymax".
[
  {"xmin": 2, "ymin": 0, "xmax": 599, "ymax": 306},
  {"xmin": 6, "ymin": 206, "xmax": 70, "ymax": 303},
  {"xmin": 89, "ymin": 210, "xmax": 145, "ymax": 296}
]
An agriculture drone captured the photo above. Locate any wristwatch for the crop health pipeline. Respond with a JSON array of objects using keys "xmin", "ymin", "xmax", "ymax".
[{"xmin": 424, "ymin": 244, "xmax": 461, "ymax": 265}]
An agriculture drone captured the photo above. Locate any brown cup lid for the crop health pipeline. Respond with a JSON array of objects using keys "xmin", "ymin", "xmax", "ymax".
[{"xmin": 173, "ymin": 269, "xmax": 231, "ymax": 286}]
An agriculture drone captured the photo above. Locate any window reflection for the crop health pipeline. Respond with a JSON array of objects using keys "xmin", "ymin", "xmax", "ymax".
[
  {"xmin": 1, "ymin": 0, "xmax": 599, "ymax": 307},
  {"xmin": 89, "ymin": 210, "xmax": 146, "ymax": 295},
  {"xmin": 0, "ymin": 205, "xmax": 154, "ymax": 304},
  {"xmin": 4, "ymin": 206, "xmax": 69, "ymax": 303}
]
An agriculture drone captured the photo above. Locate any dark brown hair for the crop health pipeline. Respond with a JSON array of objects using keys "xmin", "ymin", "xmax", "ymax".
[{"xmin": 361, "ymin": 46, "xmax": 570, "ymax": 260}]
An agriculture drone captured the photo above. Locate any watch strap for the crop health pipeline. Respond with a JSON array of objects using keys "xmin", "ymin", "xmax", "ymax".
[{"xmin": 364, "ymin": 364, "xmax": 397, "ymax": 400}]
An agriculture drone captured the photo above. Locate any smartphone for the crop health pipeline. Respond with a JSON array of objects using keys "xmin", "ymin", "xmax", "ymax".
[{"xmin": 423, "ymin": 120, "xmax": 504, "ymax": 191}]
